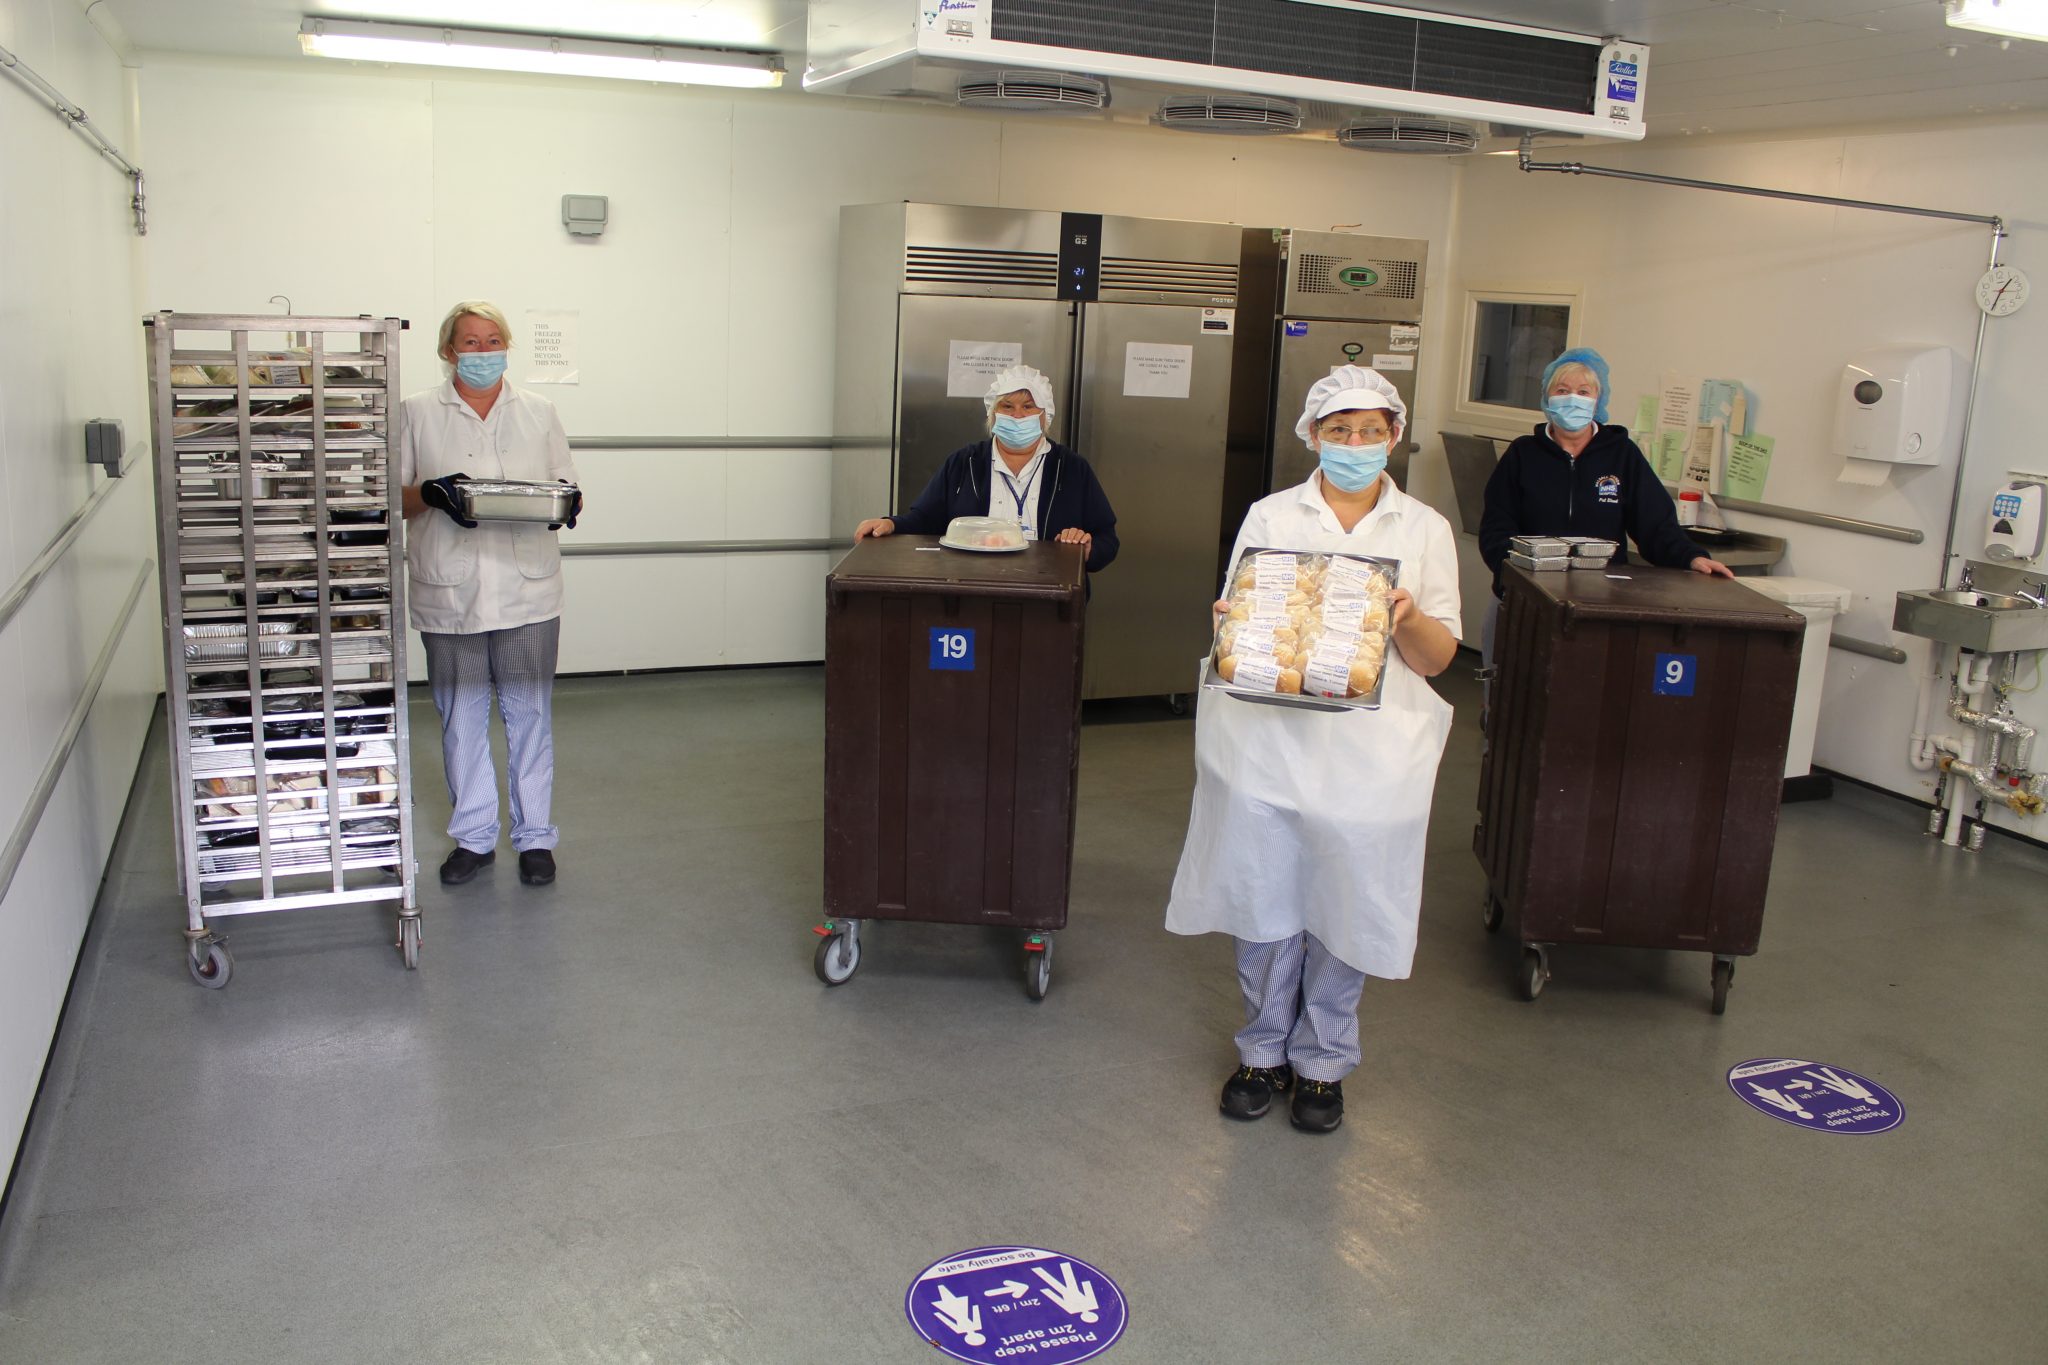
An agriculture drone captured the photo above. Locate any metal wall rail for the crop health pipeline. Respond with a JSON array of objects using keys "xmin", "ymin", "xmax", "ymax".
[
  {"xmin": 1708, "ymin": 495, "xmax": 1924, "ymax": 545},
  {"xmin": 1831, "ymin": 635, "xmax": 1908, "ymax": 665},
  {"xmin": 0, "ymin": 452, "xmax": 138, "ymax": 636},
  {"xmin": 563, "ymin": 538, "xmax": 840, "ymax": 558},
  {"xmin": 569, "ymin": 436, "xmax": 886, "ymax": 451},
  {"xmin": 0, "ymin": 40, "xmax": 146, "ymax": 234},
  {"xmin": 0, "ymin": 561, "xmax": 152, "ymax": 905}
]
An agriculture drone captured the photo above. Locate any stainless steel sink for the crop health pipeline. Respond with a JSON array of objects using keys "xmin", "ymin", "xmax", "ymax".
[
  {"xmin": 1894, "ymin": 588, "xmax": 2048, "ymax": 652},
  {"xmin": 1925, "ymin": 589, "xmax": 2032, "ymax": 609}
]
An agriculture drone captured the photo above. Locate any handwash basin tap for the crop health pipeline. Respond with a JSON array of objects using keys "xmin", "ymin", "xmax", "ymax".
[{"xmin": 2017, "ymin": 584, "xmax": 2047, "ymax": 608}]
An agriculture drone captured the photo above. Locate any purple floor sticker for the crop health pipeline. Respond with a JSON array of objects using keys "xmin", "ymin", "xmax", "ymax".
[
  {"xmin": 905, "ymin": 1246, "xmax": 1128, "ymax": 1363},
  {"xmin": 1728, "ymin": 1058, "xmax": 1904, "ymax": 1134}
]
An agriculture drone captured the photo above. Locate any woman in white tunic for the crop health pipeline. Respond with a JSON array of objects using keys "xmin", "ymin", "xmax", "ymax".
[{"xmin": 1165, "ymin": 366, "xmax": 1461, "ymax": 1133}]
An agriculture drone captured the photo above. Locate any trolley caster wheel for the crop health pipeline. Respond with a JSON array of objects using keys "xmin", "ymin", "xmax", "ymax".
[
  {"xmin": 1481, "ymin": 895, "xmax": 1504, "ymax": 935},
  {"xmin": 1710, "ymin": 957, "xmax": 1735, "ymax": 1016},
  {"xmin": 814, "ymin": 931, "xmax": 860, "ymax": 986},
  {"xmin": 1166, "ymin": 693, "xmax": 1189, "ymax": 717},
  {"xmin": 399, "ymin": 916, "xmax": 422, "ymax": 971},
  {"xmin": 1518, "ymin": 946, "xmax": 1549, "ymax": 1003},
  {"xmin": 187, "ymin": 939, "xmax": 232, "ymax": 990},
  {"xmin": 1024, "ymin": 935, "xmax": 1053, "ymax": 1001}
]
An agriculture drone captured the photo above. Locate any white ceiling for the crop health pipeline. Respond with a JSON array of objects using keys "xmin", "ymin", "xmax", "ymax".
[{"xmin": 101, "ymin": 0, "xmax": 2048, "ymax": 137}]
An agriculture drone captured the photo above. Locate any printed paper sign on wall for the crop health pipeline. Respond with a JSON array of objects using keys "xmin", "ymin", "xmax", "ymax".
[{"xmin": 526, "ymin": 310, "xmax": 579, "ymax": 385}]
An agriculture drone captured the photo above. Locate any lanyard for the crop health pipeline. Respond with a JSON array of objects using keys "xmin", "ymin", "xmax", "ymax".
[{"xmin": 997, "ymin": 453, "xmax": 1043, "ymax": 528}]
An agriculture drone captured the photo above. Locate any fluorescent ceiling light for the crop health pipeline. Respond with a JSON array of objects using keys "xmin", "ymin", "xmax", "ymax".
[
  {"xmin": 1944, "ymin": 0, "xmax": 2048, "ymax": 42},
  {"xmin": 298, "ymin": 18, "xmax": 784, "ymax": 88}
]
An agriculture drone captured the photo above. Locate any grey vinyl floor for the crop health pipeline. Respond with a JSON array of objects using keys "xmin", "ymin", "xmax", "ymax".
[{"xmin": 0, "ymin": 662, "xmax": 2043, "ymax": 1363}]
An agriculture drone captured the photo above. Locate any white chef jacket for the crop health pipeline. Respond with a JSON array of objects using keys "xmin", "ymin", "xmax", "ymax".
[
  {"xmin": 398, "ymin": 381, "xmax": 578, "ymax": 635},
  {"xmin": 1164, "ymin": 472, "xmax": 1463, "ymax": 978}
]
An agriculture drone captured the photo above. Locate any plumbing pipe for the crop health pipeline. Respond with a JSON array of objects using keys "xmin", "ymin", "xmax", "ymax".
[
  {"xmin": 1939, "ymin": 755, "xmax": 2047, "ymax": 815},
  {"xmin": 1909, "ymin": 642, "xmax": 1953, "ymax": 771},
  {"xmin": 1958, "ymin": 651, "xmax": 1996, "ymax": 698},
  {"xmin": 1951, "ymin": 701, "xmax": 2036, "ymax": 770},
  {"xmin": 1943, "ymin": 726, "xmax": 1978, "ymax": 845}
]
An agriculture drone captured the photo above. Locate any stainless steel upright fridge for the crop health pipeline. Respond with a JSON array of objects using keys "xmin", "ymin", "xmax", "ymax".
[
  {"xmin": 833, "ymin": 201, "xmax": 1241, "ymax": 702},
  {"xmin": 1221, "ymin": 229, "xmax": 1429, "ymax": 568}
]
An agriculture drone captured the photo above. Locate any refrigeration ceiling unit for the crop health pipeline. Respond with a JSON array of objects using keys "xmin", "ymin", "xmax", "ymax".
[
  {"xmin": 805, "ymin": 0, "xmax": 1648, "ymax": 142},
  {"xmin": 1156, "ymin": 94, "xmax": 1304, "ymax": 134},
  {"xmin": 1336, "ymin": 116, "xmax": 1482, "ymax": 154}
]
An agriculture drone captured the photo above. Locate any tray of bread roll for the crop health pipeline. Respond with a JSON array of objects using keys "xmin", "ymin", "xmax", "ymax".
[{"xmin": 1204, "ymin": 547, "xmax": 1398, "ymax": 712}]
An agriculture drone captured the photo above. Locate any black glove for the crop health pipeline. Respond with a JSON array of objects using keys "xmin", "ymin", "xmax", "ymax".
[
  {"xmin": 420, "ymin": 472, "xmax": 477, "ymax": 528},
  {"xmin": 549, "ymin": 480, "xmax": 583, "ymax": 532}
]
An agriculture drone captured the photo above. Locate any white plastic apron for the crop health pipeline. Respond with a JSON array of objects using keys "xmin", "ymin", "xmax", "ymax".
[{"xmin": 1164, "ymin": 651, "xmax": 1452, "ymax": 979}]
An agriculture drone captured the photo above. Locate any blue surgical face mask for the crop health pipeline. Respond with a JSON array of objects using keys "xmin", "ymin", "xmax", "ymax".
[
  {"xmin": 1319, "ymin": 440, "xmax": 1389, "ymax": 492},
  {"xmin": 1545, "ymin": 393, "xmax": 1598, "ymax": 432},
  {"xmin": 454, "ymin": 351, "xmax": 508, "ymax": 388},
  {"xmin": 991, "ymin": 413, "xmax": 1043, "ymax": 449}
]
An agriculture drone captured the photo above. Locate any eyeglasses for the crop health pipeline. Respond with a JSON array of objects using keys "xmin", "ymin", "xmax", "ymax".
[{"xmin": 1320, "ymin": 427, "xmax": 1392, "ymax": 443}]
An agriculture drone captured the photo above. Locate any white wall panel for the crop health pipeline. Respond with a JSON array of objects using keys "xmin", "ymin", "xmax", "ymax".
[
  {"xmin": 0, "ymin": 0, "xmax": 161, "ymax": 1173},
  {"xmin": 428, "ymin": 80, "xmax": 736, "ymax": 439}
]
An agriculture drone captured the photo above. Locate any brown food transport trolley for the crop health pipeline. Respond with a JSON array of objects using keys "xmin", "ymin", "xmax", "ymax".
[
  {"xmin": 1474, "ymin": 565, "xmax": 1803, "ymax": 1012},
  {"xmin": 818, "ymin": 536, "xmax": 1087, "ymax": 999}
]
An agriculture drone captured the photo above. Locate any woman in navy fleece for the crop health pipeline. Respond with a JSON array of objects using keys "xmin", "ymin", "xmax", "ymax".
[
  {"xmin": 853, "ymin": 363, "xmax": 1118, "ymax": 575},
  {"xmin": 1476, "ymin": 347, "xmax": 1731, "ymax": 664}
]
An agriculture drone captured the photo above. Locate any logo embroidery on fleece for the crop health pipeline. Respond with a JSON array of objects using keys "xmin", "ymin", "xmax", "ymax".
[{"xmin": 1596, "ymin": 474, "xmax": 1622, "ymax": 504}]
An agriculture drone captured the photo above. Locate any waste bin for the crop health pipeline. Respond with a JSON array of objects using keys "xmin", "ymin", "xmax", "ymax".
[
  {"xmin": 1747, "ymin": 577, "xmax": 1853, "ymax": 796},
  {"xmin": 1473, "ymin": 565, "xmax": 1804, "ymax": 1013},
  {"xmin": 816, "ymin": 535, "xmax": 1087, "ymax": 999}
]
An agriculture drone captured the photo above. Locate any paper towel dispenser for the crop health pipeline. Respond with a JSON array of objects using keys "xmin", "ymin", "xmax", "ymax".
[{"xmin": 1831, "ymin": 345, "xmax": 1964, "ymax": 466}]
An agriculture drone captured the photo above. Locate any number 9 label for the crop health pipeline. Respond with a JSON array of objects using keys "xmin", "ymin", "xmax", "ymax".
[
  {"xmin": 1653, "ymin": 652, "xmax": 1696, "ymax": 697},
  {"xmin": 929, "ymin": 627, "xmax": 976, "ymax": 672}
]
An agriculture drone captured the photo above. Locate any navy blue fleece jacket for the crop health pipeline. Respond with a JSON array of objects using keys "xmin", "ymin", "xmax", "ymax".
[
  {"xmin": 890, "ymin": 440, "xmax": 1120, "ymax": 574},
  {"xmin": 1478, "ymin": 422, "xmax": 1703, "ymax": 596}
]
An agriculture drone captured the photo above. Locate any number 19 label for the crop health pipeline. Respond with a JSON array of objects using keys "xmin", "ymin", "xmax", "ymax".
[
  {"xmin": 1653, "ymin": 652, "xmax": 1696, "ymax": 697},
  {"xmin": 929, "ymin": 627, "xmax": 975, "ymax": 671}
]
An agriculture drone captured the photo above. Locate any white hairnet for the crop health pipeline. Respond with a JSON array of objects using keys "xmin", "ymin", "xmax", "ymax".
[
  {"xmin": 983, "ymin": 364, "xmax": 1056, "ymax": 418},
  {"xmin": 1293, "ymin": 365, "xmax": 1406, "ymax": 450}
]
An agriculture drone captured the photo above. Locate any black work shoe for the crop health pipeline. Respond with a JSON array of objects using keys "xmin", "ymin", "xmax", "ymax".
[
  {"xmin": 439, "ymin": 846, "xmax": 495, "ymax": 885},
  {"xmin": 518, "ymin": 849, "xmax": 557, "ymax": 886},
  {"xmin": 1290, "ymin": 1078, "xmax": 1345, "ymax": 1134},
  {"xmin": 1219, "ymin": 1063, "xmax": 1296, "ymax": 1121}
]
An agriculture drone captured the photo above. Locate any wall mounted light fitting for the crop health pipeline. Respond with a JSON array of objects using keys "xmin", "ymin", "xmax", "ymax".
[{"xmin": 299, "ymin": 18, "xmax": 785, "ymax": 88}]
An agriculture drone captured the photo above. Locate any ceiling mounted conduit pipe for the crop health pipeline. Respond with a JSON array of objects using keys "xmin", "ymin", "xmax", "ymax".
[
  {"xmin": 1515, "ymin": 136, "xmax": 2003, "ymax": 589},
  {"xmin": 0, "ymin": 37, "xmax": 146, "ymax": 233}
]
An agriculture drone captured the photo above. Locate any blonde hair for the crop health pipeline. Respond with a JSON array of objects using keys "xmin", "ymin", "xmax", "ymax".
[
  {"xmin": 1548, "ymin": 361, "xmax": 1601, "ymax": 394},
  {"xmin": 437, "ymin": 300, "xmax": 513, "ymax": 360}
]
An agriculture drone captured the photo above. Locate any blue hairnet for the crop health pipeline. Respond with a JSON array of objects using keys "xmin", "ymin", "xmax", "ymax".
[{"xmin": 1541, "ymin": 348, "xmax": 1610, "ymax": 424}]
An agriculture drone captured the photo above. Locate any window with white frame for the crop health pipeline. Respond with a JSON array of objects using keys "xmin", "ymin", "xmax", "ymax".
[{"xmin": 1457, "ymin": 290, "xmax": 1577, "ymax": 427}]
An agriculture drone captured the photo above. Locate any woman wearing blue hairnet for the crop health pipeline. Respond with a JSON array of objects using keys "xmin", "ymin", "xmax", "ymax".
[{"xmin": 1476, "ymin": 348, "xmax": 1731, "ymax": 664}]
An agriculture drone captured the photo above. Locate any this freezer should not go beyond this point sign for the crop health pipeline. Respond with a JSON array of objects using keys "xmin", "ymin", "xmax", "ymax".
[
  {"xmin": 1727, "ymin": 1058, "xmax": 1904, "ymax": 1134},
  {"xmin": 905, "ymin": 1245, "xmax": 1129, "ymax": 1363}
]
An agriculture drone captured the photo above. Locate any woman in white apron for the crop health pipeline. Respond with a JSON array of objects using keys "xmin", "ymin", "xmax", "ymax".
[{"xmin": 1165, "ymin": 366, "xmax": 1462, "ymax": 1133}]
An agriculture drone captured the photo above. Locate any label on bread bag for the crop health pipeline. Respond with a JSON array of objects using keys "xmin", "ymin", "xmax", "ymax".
[
  {"xmin": 1324, "ymin": 556, "xmax": 1378, "ymax": 594},
  {"xmin": 1304, "ymin": 656, "xmax": 1355, "ymax": 699},
  {"xmin": 1313, "ymin": 626, "xmax": 1363, "ymax": 656},
  {"xmin": 1242, "ymin": 587, "xmax": 1292, "ymax": 624},
  {"xmin": 1252, "ymin": 552, "xmax": 1297, "ymax": 592},
  {"xmin": 1230, "ymin": 627, "xmax": 1280, "ymax": 660},
  {"xmin": 1231, "ymin": 656, "xmax": 1282, "ymax": 692},
  {"xmin": 1321, "ymin": 598, "xmax": 1368, "ymax": 632}
]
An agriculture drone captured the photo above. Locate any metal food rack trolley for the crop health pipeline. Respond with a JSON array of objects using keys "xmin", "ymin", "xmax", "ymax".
[{"xmin": 145, "ymin": 312, "xmax": 418, "ymax": 987}]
